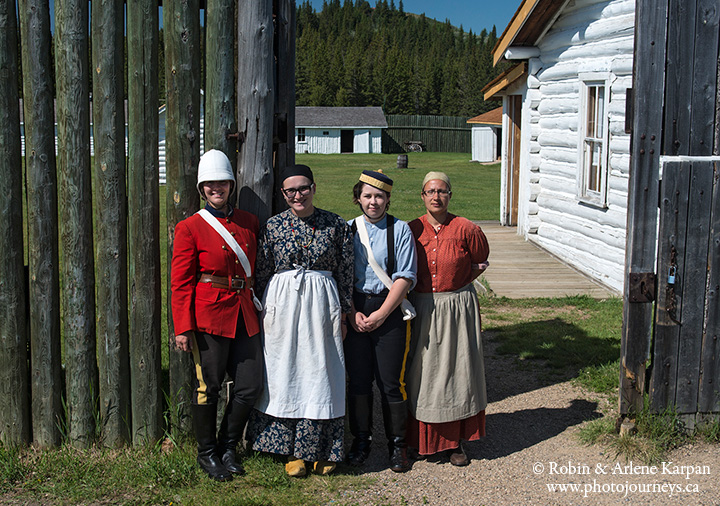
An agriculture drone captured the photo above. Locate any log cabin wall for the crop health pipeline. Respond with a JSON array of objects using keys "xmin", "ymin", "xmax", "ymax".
[{"xmin": 520, "ymin": 0, "xmax": 635, "ymax": 293}]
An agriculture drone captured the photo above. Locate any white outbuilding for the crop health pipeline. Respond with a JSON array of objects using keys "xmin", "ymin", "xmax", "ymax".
[
  {"xmin": 295, "ymin": 106, "xmax": 387, "ymax": 154},
  {"xmin": 467, "ymin": 106, "xmax": 502, "ymax": 162},
  {"xmin": 484, "ymin": 0, "xmax": 635, "ymax": 293}
]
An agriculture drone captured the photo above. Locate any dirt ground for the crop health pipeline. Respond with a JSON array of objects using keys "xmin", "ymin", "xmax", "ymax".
[{"xmin": 334, "ymin": 331, "xmax": 720, "ymax": 506}]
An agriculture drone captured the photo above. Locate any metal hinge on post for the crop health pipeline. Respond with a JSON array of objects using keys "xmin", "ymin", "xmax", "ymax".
[
  {"xmin": 226, "ymin": 130, "xmax": 246, "ymax": 152},
  {"xmin": 628, "ymin": 272, "xmax": 656, "ymax": 302}
]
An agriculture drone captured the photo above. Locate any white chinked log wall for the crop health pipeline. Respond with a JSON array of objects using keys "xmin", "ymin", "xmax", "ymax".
[{"xmin": 521, "ymin": 0, "xmax": 634, "ymax": 293}]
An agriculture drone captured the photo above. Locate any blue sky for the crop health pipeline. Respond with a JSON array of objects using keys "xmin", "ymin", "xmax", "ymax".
[
  {"xmin": 46, "ymin": 1, "xmax": 520, "ymax": 37},
  {"xmin": 304, "ymin": 0, "xmax": 520, "ymax": 35}
]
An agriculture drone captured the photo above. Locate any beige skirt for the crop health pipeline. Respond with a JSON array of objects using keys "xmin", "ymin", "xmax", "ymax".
[{"xmin": 407, "ymin": 284, "xmax": 487, "ymax": 424}]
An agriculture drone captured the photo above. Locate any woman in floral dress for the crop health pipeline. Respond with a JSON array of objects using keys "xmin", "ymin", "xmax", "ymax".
[{"xmin": 245, "ymin": 164, "xmax": 354, "ymax": 477}]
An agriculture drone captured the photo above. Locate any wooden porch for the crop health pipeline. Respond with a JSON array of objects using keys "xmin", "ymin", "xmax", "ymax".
[{"xmin": 476, "ymin": 221, "xmax": 616, "ymax": 299}]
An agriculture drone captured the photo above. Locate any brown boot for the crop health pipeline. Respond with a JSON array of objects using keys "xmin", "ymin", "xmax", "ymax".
[{"xmin": 448, "ymin": 443, "xmax": 469, "ymax": 467}]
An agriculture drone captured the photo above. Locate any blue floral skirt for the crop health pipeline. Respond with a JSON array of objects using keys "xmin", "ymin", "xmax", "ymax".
[{"xmin": 245, "ymin": 409, "xmax": 345, "ymax": 462}]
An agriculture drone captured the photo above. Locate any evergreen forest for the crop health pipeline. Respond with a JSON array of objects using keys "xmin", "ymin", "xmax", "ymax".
[
  {"xmin": 295, "ymin": 0, "xmax": 509, "ymax": 116},
  {"xmin": 16, "ymin": 1, "xmax": 507, "ymax": 117}
]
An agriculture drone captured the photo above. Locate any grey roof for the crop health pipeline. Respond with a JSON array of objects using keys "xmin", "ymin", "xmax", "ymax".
[{"xmin": 296, "ymin": 106, "xmax": 387, "ymax": 128}]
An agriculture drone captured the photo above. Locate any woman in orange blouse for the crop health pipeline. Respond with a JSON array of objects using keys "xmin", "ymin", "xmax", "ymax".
[{"xmin": 406, "ymin": 171, "xmax": 489, "ymax": 466}]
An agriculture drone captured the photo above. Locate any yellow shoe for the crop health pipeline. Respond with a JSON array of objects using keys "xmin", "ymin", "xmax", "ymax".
[
  {"xmin": 313, "ymin": 460, "xmax": 336, "ymax": 475},
  {"xmin": 285, "ymin": 457, "xmax": 307, "ymax": 477}
]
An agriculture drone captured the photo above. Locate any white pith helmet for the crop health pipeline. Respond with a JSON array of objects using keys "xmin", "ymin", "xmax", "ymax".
[{"xmin": 197, "ymin": 149, "xmax": 236, "ymax": 199}]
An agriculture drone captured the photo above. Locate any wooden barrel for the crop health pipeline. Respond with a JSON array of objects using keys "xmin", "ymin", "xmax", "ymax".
[{"xmin": 397, "ymin": 154, "xmax": 408, "ymax": 169}]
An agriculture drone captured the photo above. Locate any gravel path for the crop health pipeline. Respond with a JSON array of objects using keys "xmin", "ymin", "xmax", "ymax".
[{"xmin": 332, "ymin": 332, "xmax": 720, "ymax": 506}]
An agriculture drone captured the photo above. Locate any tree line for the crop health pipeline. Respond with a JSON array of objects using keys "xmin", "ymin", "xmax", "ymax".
[
  {"xmin": 14, "ymin": 1, "xmax": 505, "ymax": 117},
  {"xmin": 295, "ymin": 0, "xmax": 509, "ymax": 116}
]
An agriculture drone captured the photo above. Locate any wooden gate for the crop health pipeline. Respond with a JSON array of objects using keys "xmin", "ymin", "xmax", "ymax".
[
  {"xmin": 620, "ymin": 0, "xmax": 720, "ymax": 424},
  {"xmin": 650, "ymin": 161, "xmax": 720, "ymax": 425}
]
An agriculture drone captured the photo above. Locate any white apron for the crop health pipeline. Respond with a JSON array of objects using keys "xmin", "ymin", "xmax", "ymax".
[{"xmin": 255, "ymin": 266, "xmax": 346, "ymax": 420}]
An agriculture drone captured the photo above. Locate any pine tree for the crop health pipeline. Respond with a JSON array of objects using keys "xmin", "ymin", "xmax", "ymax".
[{"xmin": 295, "ymin": 1, "xmax": 502, "ymax": 116}]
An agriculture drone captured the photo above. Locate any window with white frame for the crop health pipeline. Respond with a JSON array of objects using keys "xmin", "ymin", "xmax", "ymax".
[
  {"xmin": 578, "ymin": 75, "xmax": 610, "ymax": 207},
  {"xmin": 297, "ymin": 128, "xmax": 306, "ymax": 142}
]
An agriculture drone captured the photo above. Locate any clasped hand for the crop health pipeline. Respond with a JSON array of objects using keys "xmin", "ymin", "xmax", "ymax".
[{"xmin": 351, "ymin": 310, "xmax": 387, "ymax": 333}]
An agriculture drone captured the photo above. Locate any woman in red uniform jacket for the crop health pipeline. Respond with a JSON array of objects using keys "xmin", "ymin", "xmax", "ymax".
[{"xmin": 171, "ymin": 149, "xmax": 262, "ymax": 482}]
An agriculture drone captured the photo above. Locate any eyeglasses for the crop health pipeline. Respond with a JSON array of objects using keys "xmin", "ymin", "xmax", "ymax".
[
  {"xmin": 281, "ymin": 184, "xmax": 313, "ymax": 198},
  {"xmin": 422, "ymin": 189, "xmax": 451, "ymax": 197}
]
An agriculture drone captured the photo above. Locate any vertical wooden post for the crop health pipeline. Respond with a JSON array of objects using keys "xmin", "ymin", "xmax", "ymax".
[
  {"xmin": 92, "ymin": 0, "xmax": 130, "ymax": 447},
  {"xmin": 619, "ymin": 0, "xmax": 668, "ymax": 415},
  {"xmin": 0, "ymin": 0, "xmax": 30, "ymax": 447},
  {"xmin": 165, "ymin": 0, "xmax": 201, "ymax": 436},
  {"xmin": 236, "ymin": 0, "xmax": 274, "ymax": 223},
  {"xmin": 55, "ymin": 0, "xmax": 97, "ymax": 447},
  {"xmin": 674, "ymin": 162, "xmax": 713, "ymax": 422},
  {"xmin": 127, "ymin": 0, "xmax": 162, "ymax": 444},
  {"xmin": 273, "ymin": 0, "xmax": 296, "ymax": 214},
  {"xmin": 205, "ymin": 0, "xmax": 237, "ymax": 158},
  {"xmin": 18, "ymin": 0, "xmax": 62, "ymax": 448},
  {"xmin": 699, "ymin": 161, "xmax": 720, "ymax": 414},
  {"xmin": 649, "ymin": 162, "xmax": 689, "ymax": 411}
]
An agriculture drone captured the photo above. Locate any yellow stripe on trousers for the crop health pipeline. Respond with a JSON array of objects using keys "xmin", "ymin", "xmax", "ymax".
[
  {"xmin": 191, "ymin": 336, "xmax": 209, "ymax": 405},
  {"xmin": 398, "ymin": 320, "xmax": 411, "ymax": 400}
]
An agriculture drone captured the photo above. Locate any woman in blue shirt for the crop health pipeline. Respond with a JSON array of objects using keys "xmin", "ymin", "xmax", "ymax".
[{"xmin": 346, "ymin": 170, "xmax": 417, "ymax": 473}]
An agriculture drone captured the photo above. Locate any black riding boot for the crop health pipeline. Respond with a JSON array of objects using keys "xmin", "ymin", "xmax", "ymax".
[
  {"xmin": 217, "ymin": 400, "xmax": 253, "ymax": 475},
  {"xmin": 346, "ymin": 394, "xmax": 373, "ymax": 466},
  {"xmin": 382, "ymin": 400, "xmax": 411, "ymax": 473},
  {"xmin": 193, "ymin": 404, "xmax": 232, "ymax": 482}
]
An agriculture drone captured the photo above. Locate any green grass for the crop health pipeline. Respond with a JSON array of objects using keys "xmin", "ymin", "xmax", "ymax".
[
  {"xmin": 697, "ymin": 417, "xmax": 720, "ymax": 443},
  {"xmin": 298, "ymin": 152, "xmax": 500, "ymax": 222},
  {"xmin": 579, "ymin": 399, "xmax": 692, "ymax": 465},
  {"xmin": 0, "ymin": 442, "xmax": 374, "ymax": 505},
  {"xmin": 480, "ymin": 295, "xmax": 623, "ymax": 392}
]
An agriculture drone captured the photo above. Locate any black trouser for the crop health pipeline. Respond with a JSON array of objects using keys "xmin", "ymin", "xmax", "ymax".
[
  {"xmin": 191, "ymin": 318, "xmax": 263, "ymax": 407},
  {"xmin": 344, "ymin": 291, "xmax": 409, "ymax": 404}
]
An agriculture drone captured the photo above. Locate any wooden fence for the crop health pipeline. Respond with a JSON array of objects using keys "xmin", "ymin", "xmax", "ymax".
[
  {"xmin": 383, "ymin": 114, "xmax": 471, "ymax": 153},
  {"xmin": 621, "ymin": 0, "xmax": 720, "ymax": 427},
  {"xmin": 0, "ymin": 0, "xmax": 295, "ymax": 448}
]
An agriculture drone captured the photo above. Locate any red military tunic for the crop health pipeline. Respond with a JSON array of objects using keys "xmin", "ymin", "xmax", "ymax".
[{"xmin": 171, "ymin": 208, "xmax": 260, "ymax": 339}]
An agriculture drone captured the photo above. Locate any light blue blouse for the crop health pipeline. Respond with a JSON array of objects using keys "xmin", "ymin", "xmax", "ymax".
[{"xmin": 349, "ymin": 214, "xmax": 418, "ymax": 294}]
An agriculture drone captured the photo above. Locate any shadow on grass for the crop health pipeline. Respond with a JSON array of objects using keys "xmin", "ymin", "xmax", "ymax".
[{"xmin": 484, "ymin": 317, "xmax": 620, "ymax": 403}]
